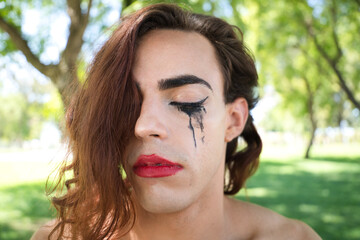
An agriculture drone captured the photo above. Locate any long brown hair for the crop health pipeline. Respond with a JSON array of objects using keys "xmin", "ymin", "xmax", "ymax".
[{"xmin": 47, "ymin": 3, "xmax": 262, "ymax": 239}]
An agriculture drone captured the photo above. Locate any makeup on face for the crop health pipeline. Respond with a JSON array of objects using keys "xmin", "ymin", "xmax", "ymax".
[
  {"xmin": 133, "ymin": 154, "xmax": 183, "ymax": 178},
  {"xmin": 136, "ymin": 74, "xmax": 213, "ymax": 148},
  {"xmin": 169, "ymin": 96, "xmax": 208, "ymax": 147}
]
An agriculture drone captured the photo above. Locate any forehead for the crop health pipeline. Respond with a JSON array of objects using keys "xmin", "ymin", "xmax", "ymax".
[{"xmin": 132, "ymin": 29, "xmax": 223, "ymax": 93}]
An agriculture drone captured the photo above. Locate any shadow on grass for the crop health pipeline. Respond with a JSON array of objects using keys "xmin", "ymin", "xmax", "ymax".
[
  {"xmin": 236, "ymin": 160, "xmax": 360, "ymax": 240},
  {"xmin": 0, "ymin": 181, "xmax": 55, "ymax": 240}
]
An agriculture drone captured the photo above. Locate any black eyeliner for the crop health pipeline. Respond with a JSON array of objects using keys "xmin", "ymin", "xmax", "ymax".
[
  {"xmin": 169, "ymin": 96, "xmax": 208, "ymax": 105},
  {"xmin": 169, "ymin": 97, "xmax": 208, "ymax": 112},
  {"xmin": 169, "ymin": 96, "xmax": 208, "ymax": 147}
]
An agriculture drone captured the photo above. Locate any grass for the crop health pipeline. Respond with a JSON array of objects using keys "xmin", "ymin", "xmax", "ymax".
[
  {"xmin": 0, "ymin": 181, "xmax": 56, "ymax": 240},
  {"xmin": 0, "ymin": 143, "xmax": 359, "ymax": 239}
]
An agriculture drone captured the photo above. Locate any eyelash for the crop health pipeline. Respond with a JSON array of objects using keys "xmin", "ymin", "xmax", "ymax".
[{"xmin": 169, "ymin": 96, "xmax": 208, "ymax": 115}]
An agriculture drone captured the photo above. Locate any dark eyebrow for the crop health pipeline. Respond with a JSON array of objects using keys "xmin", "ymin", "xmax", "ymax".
[{"xmin": 158, "ymin": 75, "xmax": 213, "ymax": 91}]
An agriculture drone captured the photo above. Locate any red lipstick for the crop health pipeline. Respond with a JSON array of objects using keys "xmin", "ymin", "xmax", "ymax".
[{"xmin": 133, "ymin": 154, "xmax": 183, "ymax": 178}]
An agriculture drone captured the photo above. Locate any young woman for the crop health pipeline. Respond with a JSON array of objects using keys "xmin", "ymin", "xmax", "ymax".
[{"xmin": 32, "ymin": 3, "xmax": 321, "ymax": 240}]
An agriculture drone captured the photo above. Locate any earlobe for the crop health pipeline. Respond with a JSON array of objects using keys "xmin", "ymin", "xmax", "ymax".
[{"xmin": 225, "ymin": 98, "xmax": 248, "ymax": 142}]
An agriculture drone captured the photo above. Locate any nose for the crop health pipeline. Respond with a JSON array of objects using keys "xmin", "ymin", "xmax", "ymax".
[{"xmin": 134, "ymin": 100, "xmax": 168, "ymax": 140}]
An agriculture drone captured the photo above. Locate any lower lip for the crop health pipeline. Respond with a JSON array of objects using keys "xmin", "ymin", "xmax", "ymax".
[{"xmin": 133, "ymin": 165, "xmax": 183, "ymax": 178}]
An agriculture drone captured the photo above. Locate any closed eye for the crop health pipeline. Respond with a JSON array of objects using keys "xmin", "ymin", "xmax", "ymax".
[{"xmin": 169, "ymin": 96, "xmax": 208, "ymax": 115}]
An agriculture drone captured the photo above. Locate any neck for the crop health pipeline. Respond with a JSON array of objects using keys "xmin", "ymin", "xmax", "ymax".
[{"xmin": 130, "ymin": 197, "xmax": 227, "ymax": 240}]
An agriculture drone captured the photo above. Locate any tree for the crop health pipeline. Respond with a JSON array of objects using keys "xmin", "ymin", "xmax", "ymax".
[
  {"xmin": 244, "ymin": 0, "xmax": 360, "ymax": 157},
  {"xmin": 0, "ymin": 0, "xmax": 144, "ymax": 107},
  {"xmin": 302, "ymin": 0, "xmax": 360, "ymax": 110},
  {"xmin": 1, "ymin": 0, "xmax": 88, "ymax": 106},
  {"xmin": 246, "ymin": 0, "xmax": 360, "ymax": 157}
]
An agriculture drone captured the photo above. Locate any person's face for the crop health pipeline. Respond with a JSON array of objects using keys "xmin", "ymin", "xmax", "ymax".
[{"xmin": 124, "ymin": 29, "xmax": 247, "ymax": 214}]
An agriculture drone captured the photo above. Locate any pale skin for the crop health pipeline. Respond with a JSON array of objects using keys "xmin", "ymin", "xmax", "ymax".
[{"xmin": 31, "ymin": 30, "xmax": 321, "ymax": 240}]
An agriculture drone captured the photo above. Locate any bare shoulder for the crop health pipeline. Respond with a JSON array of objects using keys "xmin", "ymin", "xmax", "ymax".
[
  {"xmin": 275, "ymin": 218, "xmax": 322, "ymax": 240},
  {"xmin": 31, "ymin": 219, "xmax": 58, "ymax": 240},
  {"xmin": 225, "ymin": 197, "xmax": 322, "ymax": 240}
]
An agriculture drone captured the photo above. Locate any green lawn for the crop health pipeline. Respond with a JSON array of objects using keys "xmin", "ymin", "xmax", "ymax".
[
  {"xmin": 0, "ymin": 181, "xmax": 55, "ymax": 240},
  {"xmin": 0, "ymin": 143, "xmax": 359, "ymax": 240}
]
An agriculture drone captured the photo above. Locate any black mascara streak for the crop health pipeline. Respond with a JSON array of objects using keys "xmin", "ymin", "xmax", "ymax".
[
  {"xmin": 170, "ymin": 97, "xmax": 208, "ymax": 148},
  {"xmin": 188, "ymin": 117, "xmax": 197, "ymax": 147}
]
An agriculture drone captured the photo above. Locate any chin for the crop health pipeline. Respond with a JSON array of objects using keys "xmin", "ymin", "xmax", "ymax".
[{"xmin": 134, "ymin": 188, "xmax": 194, "ymax": 214}]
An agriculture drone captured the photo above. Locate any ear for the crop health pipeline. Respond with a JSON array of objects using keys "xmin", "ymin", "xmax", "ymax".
[{"xmin": 225, "ymin": 98, "xmax": 248, "ymax": 142}]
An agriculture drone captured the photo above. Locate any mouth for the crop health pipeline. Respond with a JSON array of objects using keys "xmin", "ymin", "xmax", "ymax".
[{"xmin": 133, "ymin": 154, "xmax": 183, "ymax": 178}]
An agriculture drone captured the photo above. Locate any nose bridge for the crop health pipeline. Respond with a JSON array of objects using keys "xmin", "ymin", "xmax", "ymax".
[{"xmin": 135, "ymin": 97, "xmax": 168, "ymax": 139}]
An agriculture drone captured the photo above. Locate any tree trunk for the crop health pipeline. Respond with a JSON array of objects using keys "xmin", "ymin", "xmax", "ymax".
[
  {"xmin": 0, "ymin": 0, "xmax": 92, "ymax": 108},
  {"xmin": 305, "ymin": 118, "xmax": 316, "ymax": 159},
  {"xmin": 303, "ymin": 8, "xmax": 360, "ymax": 110},
  {"xmin": 304, "ymin": 77, "xmax": 317, "ymax": 159}
]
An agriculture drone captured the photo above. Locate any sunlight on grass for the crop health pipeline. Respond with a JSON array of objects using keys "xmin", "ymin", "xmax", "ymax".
[
  {"xmin": 243, "ymin": 187, "xmax": 276, "ymax": 197},
  {"xmin": 0, "ymin": 161, "xmax": 56, "ymax": 185},
  {"xmin": 321, "ymin": 213, "xmax": 344, "ymax": 224},
  {"xmin": 260, "ymin": 142, "xmax": 360, "ymax": 162},
  {"xmin": 349, "ymin": 229, "xmax": 360, "ymax": 239},
  {"xmin": 260, "ymin": 143, "xmax": 305, "ymax": 161},
  {"xmin": 299, "ymin": 204, "xmax": 320, "ymax": 214},
  {"xmin": 0, "ymin": 147, "xmax": 66, "ymax": 185},
  {"xmin": 311, "ymin": 143, "xmax": 360, "ymax": 157},
  {"xmin": 297, "ymin": 160, "xmax": 360, "ymax": 174}
]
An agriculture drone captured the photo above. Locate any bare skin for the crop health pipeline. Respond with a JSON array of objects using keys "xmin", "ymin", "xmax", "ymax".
[
  {"xmin": 31, "ymin": 30, "xmax": 321, "ymax": 240},
  {"xmin": 120, "ymin": 195, "xmax": 321, "ymax": 240},
  {"xmin": 31, "ymin": 197, "xmax": 321, "ymax": 240}
]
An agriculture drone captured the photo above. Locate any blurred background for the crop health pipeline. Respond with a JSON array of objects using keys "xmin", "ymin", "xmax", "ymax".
[{"xmin": 0, "ymin": 0, "xmax": 359, "ymax": 239}]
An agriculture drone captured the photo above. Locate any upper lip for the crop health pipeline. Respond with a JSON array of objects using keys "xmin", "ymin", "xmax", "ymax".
[{"xmin": 133, "ymin": 154, "xmax": 183, "ymax": 168}]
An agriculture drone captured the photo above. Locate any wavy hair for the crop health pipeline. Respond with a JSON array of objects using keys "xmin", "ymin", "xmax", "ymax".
[{"xmin": 47, "ymin": 3, "xmax": 262, "ymax": 239}]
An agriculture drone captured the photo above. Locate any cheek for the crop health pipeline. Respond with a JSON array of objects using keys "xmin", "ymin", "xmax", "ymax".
[
  {"xmin": 201, "ymin": 105, "xmax": 227, "ymax": 146},
  {"xmin": 183, "ymin": 106, "xmax": 227, "ymax": 149},
  {"xmin": 194, "ymin": 110, "xmax": 227, "ymax": 167}
]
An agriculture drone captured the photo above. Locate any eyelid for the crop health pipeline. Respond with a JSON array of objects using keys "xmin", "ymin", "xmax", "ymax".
[{"xmin": 169, "ymin": 96, "xmax": 208, "ymax": 106}]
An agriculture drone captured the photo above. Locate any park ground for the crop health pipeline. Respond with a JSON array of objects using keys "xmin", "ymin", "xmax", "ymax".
[{"xmin": 0, "ymin": 142, "xmax": 359, "ymax": 240}]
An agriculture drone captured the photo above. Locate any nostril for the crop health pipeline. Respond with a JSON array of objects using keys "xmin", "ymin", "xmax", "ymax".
[{"xmin": 134, "ymin": 110, "xmax": 167, "ymax": 139}]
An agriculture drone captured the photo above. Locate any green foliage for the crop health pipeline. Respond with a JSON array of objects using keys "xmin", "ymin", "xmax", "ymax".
[
  {"xmin": 0, "ymin": 35, "xmax": 18, "ymax": 55},
  {"xmin": 0, "ymin": 0, "xmax": 64, "ymax": 59},
  {"xmin": 246, "ymin": 0, "xmax": 359, "ymax": 132},
  {"xmin": 0, "ymin": 94, "xmax": 35, "ymax": 142},
  {"xmin": 0, "ymin": 76, "xmax": 63, "ymax": 144},
  {"xmin": 0, "ymin": 0, "xmax": 20, "ymax": 55},
  {"xmin": 122, "ymin": 0, "xmax": 217, "ymax": 16},
  {"xmin": 0, "ymin": 94, "xmax": 42, "ymax": 143},
  {"xmin": 41, "ymin": 90, "xmax": 63, "ymax": 122},
  {"xmin": 0, "ymin": 0, "xmax": 22, "ymax": 27}
]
